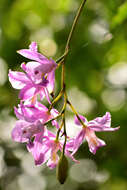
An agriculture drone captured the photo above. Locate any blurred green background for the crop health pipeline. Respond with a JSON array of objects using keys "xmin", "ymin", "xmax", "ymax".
[{"xmin": 0, "ymin": 0, "xmax": 127, "ymax": 189}]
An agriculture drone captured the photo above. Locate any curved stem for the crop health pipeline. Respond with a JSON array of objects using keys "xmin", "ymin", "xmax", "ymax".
[
  {"xmin": 65, "ymin": 0, "xmax": 87, "ymax": 52},
  {"xmin": 49, "ymin": 1, "xmax": 87, "ymax": 151},
  {"xmin": 61, "ymin": 92, "xmax": 67, "ymax": 154},
  {"xmin": 56, "ymin": 115, "xmax": 64, "ymax": 141},
  {"xmin": 62, "ymin": 114, "xmax": 67, "ymax": 155},
  {"xmin": 61, "ymin": 0, "xmax": 87, "ymax": 90},
  {"xmin": 67, "ymin": 100, "xmax": 86, "ymax": 128},
  {"xmin": 52, "ymin": 0, "xmax": 87, "ymax": 108},
  {"xmin": 43, "ymin": 113, "xmax": 62, "ymax": 126},
  {"xmin": 56, "ymin": 0, "xmax": 87, "ymax": 65},
  {"xmin": 56, "ymin": 48, "xmax": 69, "ymax": 64},
  {"xmin": 49, "ymin": 90, "xmax": 63, "ymax": 111}
]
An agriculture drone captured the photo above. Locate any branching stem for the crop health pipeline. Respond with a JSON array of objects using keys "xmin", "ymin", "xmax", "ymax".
[{"xmin": 48, "ymin": 0, "xmax": 87, "ymax": 155}]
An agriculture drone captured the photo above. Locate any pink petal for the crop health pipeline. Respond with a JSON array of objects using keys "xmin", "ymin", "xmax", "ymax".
[
  {"xmin": 24, "ymin": 61, "xmax": 56, "ymax": 83},
  {"xmin": 21, "ymin": 63, "xmax": 27, "ymax": 72},
  {"xmin": 47, "ymin": 70, "xmax": 55, "ymax": 93},
  {"xmin": 8, "ymin": 70, "xmax": 30, "ymax": 89},
  {"xmin": 65, "ymin": 139, "xmax": 75, "ymax": 152},
  {"xmin": 12, "ymin": 119, "xmax": 44, "ymax": 144},
  {"xmin": 50, "ymin": 108, "xmax": 60, "ymax": 129},
  {"xmin": 50, "ymin": 108, "xmax": 59, "ymax": 117},
  {"xmin": 17, "ymin": 42, "xmax": 57, "ymax": 67},
  {"xmin": 85, "ymin": 128, "xmax": 106, "ymax": 154},
  {"xmin": 35, "ymin": 101, "xmax": 48, "ymax": 112},
  {"xmin": 43, "ymin": 87, "xmax": 51, "ymax": 104},
  {"xmin": 19, "ymin": 84, "xmax": 37, "ymax": 100},
  {"xmin": 15, "ymin": 101, "xmax": 52, "ymax": 124},
  {"xmin": 46, "ymin": 140, "xmax": 60, "ymax": 169},
  {"xmin": 29, "ymin": 42, "xmax": 38, "ymax": 52},
  {"xmin": 14, "ymin": 106, "xmax": 24, "ymax": 120},
  {"xmin": 47, "ymin": 155, "xmax": 59, "ymax": 169},
  {"xmin": 92, "ymin": 112, "xmax": 111, "ymax": 127},
  {"xmin": 88, "ymin": 125, "xmax": 120, "ymax": 132},
  {"xmin": 65, "ymin": 149, "xmax": 79, "ymax": 163},
  {"xmin": 25, "ymin": 61, "xmax": 43, "ymax": 82},
  {"xmin": 74, "ymin": 115, "xmax": 88, "ymax": 126},
  {"xmin": 26, "ymin": 61, "xmax": 56, "ymax": 74},
  {"xmin": 27, "ymin": 132, "xmax": 46, "ymax": 166},
  {"xmin": 17, "ymin": 49, "xmax": 46, "ymax": 63},
  {"xmin": 88, "ymin": 112, "xmax": 120, "ymax": 132},
  {"xmin": 72, "ymin": 129, "xmax": 85, "ymax": 155},
  {"xmin": 20, "ymin": 103, "xmax": 49, "ymax": 123},
  {"xmin": 51, "ymin": 120, "xmax": 59, "ymax": 129},
  {"xmin": 11, "ymin": 120, "xmax": 31, "ymax": 143}
]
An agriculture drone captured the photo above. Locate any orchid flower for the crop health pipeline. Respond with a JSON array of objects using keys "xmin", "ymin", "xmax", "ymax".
[
  {"xmin": 11, "ymin": 120, "xmax": 44, "ymax": 143},
  {"xmin": 72, "ymin": 112, "xmax": 120, "ymax": 155},
  {"xmin": 27, "ymin": 130, "xmax": 78, "ymax": 168},
  {"xmin": 8, "ymin": 42, "xmax": 57, "ymax": 102},
  {"xmin": 12, "ymin": 101, "xmax": 59, "ymax": 143}
]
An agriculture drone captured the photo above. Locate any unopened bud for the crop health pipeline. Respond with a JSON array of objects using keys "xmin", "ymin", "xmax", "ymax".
[{"xmin": 56, "ymin": 154, "xmax": 68, "ymax": 184}]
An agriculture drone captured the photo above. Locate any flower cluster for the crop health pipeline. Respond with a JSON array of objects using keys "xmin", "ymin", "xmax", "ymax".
[{"xmin": 9, "ymin": 42, "xmax": 120, "ymax": 172}]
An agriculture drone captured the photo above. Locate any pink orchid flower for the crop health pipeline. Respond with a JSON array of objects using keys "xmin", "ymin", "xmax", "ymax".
[
  {"xmin": 72, "ymin": 112, "xmax": 120, "ymax": 155},
  {"xmin": 11, "ymin": 120, "xmax": 44, "ymax": 143},
  {"xmin": 12, "ymin": 101, "xmax": 59, "ymax": 143},
  {"xmin": 8, "ymin": 42, "xmax": 57, "ymax": 102},
  {"xmin": 27, "ymin": 130, "xmax": 78, "ymax": 168}
]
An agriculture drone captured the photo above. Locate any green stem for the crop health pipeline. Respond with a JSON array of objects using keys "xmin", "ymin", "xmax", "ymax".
[
  {"xmin": 49, "ymin": 0, "xmax": 87, "ymax": 145},
  {"xmin": 62, "ymin": 114, "xmax": 67, "ymax": 155},
  {"xmin": 67, "ymin": 100, "xmax": 86, "ymax": 127},
  {"xmin": 61, "ymin": 91, "xmax": 68, "ymax": 154},
  {"xmin": 56, "ymin": 49, "xmax": 69, "ymax": 64},
  {"xmin": 56, "ymin": 0, "xmax": 87, "ymax": 64},
  {"xmin": 57, "ymin": 0, "xmax": 87, "ymax": 152},
  {"xmin": 51, "ymin": 0, "xmax": 87, "ymax": 108},
  {"xmin": 61, "ymin": 62, "xmax": 65, "ymax": 90},
  {"xmin": 56, "ymin": 115, "xmax": 64, "ymax": 141},
  {"xmin": 65, "ymin": 0, "xmax": 87, "ymax": 52},
  {"xmin": 61, "ymin": 0, "xmax": 87, "ymax": 89},
  {"xmin": 43, "ymin": 113, "xmax": 62, "ymax": 126},
  {"xmin": 49, "ymin": 90, "xmax": 63, "ymax": 111}
]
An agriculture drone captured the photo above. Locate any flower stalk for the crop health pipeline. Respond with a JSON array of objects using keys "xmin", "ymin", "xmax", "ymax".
[{"xmin": 50, "ymin": 0, "xmax": 87, "ymax": 144}]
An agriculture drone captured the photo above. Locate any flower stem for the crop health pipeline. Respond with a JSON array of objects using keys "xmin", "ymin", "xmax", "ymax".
[
  {"xmin": 65, "ymin": 0, "xmax": 87, "ymax": 53},
  {"xmin": 62, "ymin": 114, "xmax": 67, "ymax": 155},
  {"xmin": 61, "ymin": 0, "xmax": 87, "ymax": 90},
  {"xmin": 49, "ymin": 90, "xmax": 63, "ymax": 111},
  {"xmin": 52, "ymin": 0, "xmax": 87, "ymax": 109},
  {"xmin": 67, "ymin": 100, "xmax": 87, "ymax": 127},
  {"xmin": 56, "ymin": 114, "xmax": 64, "ymax": 141},
  {"xmin": 43, "ymin": 113, "xmax": 62, "ymax": 126},
  {"xmin": 56, "ymin": 0, "xmax": 87, "ymax": 64},
  {"xmin": 50, "ymin": 0, "xmax": 87, "ymax": 149},
  {"xmin": 56, "ymin": 49, "xmax": 69, "ymax": 64}
]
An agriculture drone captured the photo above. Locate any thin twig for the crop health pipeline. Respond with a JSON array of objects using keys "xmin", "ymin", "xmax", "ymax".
[
  {"xmin": 65, "ymin": 0, "xmax": 87, "ymax": 52},
  {"xmin": 67, "ymin": 100, "xmax": 87, "ymax": 128}
]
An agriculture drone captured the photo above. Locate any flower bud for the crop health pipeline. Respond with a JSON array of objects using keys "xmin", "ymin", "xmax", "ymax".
[{"xmin": 56, "ymin": 154, "xmax": 68, "ymax": 184}]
